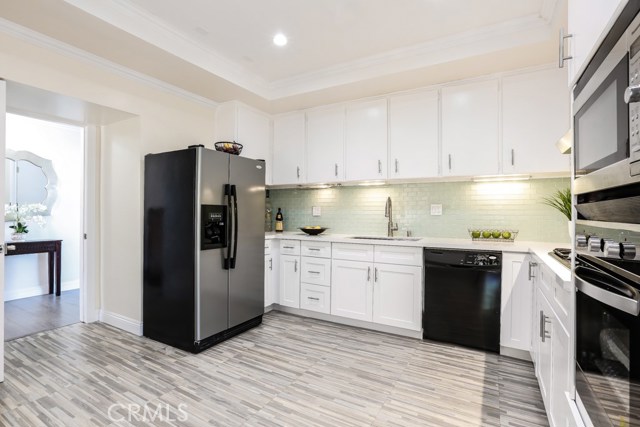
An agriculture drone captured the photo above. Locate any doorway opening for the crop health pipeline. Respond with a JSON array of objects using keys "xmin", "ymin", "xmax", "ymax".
[{"xmin": 3, "ymin": 113, "xmax": 84, "ymax": 341}]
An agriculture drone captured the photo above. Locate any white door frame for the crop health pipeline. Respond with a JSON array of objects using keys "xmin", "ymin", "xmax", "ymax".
[
  {"xmin": 81, "ymin": 125, "xmax": 99, "ymax": 323},
  {"xmin": 0, "ymin": 79, "xmax": 7, "ymax": 382}
]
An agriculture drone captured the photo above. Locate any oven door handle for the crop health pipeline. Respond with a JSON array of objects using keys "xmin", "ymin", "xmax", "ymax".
[{"xmin": 575, "ymin": 269, "xmax": 640, "ymax": 316}]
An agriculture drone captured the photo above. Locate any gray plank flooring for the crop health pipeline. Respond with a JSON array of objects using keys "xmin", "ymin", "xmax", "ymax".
[
  {"xmin": 0, "ymin": 311, "xmax": 549, "ymax": 426},
  {"xmin": 4, "ymin": 289, "xmax": 79, "ymax": 341}
]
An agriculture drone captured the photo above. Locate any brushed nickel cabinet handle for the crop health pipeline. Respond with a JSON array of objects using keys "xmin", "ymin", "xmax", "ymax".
[
  {"xmin": 374, "ymin": 267, "xmax": 378, "ymax": 282},
  {"xmin": 378, "ymin": 160, "xmax": 382, "ymax": 173},
  {"xmin": 335, "ymin": 163, "xmax": 338, "ymax": 177},
  {"xmin": 367, "ymin": 266, "xmax": 371, "ymax": 281},
  {"xmin": 511, "ymin": 149, "xmax": 515, "ymax": 166},
  {"xmin": 448, "ymin": 154, "xmax": 452, "ymax": 171},
  {"xmin": 558, "ymin": 28, "xmax": 573, "ymax": 68},
  {"xmin": 308, "ymin": 297, "xmax": 320, "ymax": 301},
  {"xmin": 297, "ymin": 166, "xmax": 300, "ymax": 178},
  {"xmin": 294, "ymin": 260, "xmax": 298, "ymax": 272},
  {"xmin": 395, "ymin": 159, "xmax": 399, "ymax": 173}
]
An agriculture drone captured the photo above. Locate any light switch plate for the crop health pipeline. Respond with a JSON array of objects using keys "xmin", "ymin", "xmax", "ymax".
[
  {"xmin": 312, "ymin": 206, "xmax": 321, "ymax": 217},
  {"xmin": 430, "ymin": 204, "xmax": 442, "ymax": 216}
]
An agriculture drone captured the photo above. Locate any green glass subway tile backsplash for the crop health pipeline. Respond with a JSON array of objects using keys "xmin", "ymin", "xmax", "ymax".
[{"xmin": 268, "ymin": 178, "xmax": 571, "ymax": 242}]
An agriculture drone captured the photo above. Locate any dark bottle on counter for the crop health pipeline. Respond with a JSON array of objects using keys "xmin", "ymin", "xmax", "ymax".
[{"xmin": 275, "ymin": 208, "xmax": 284, "ymax": 232}]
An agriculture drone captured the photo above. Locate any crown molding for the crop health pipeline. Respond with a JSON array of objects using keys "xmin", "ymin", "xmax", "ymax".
[
  {"xmin": 63, "ymin": 0, "xmax": 273, "ymax": 99},
  {"xmin": 269, "ymin": 13, "xmax": 555, "ymax": 98},
  {"xmin": 0, "ymin": 17, "xmax": 219, "ymax": 108},
  {"xmin": 65, "ymin": 0, "xmax": 560, "ymax": 100}
]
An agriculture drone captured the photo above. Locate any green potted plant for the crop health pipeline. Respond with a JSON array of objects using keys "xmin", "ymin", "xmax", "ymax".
[
  {"xmin": 4, "ymin": 203, "xmax": 47, "ymax": 241},
  {"xmin": 542, "ymin": 188, "xmax": 572, "ymax": 220},
  {"xmin": 542, "ymin": 188, "xmax": 572, "ymax": 240}
]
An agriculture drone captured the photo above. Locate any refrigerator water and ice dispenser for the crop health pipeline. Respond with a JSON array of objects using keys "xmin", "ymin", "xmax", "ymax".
[{"xmin": 201, "ymin": 204, "xmax": 227, "ymax": 250}]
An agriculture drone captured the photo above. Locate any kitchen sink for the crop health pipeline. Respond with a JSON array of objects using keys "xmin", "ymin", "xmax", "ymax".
[{"xmin": 349, "ymin": 236, "xmax": 422, "ymax": 241}]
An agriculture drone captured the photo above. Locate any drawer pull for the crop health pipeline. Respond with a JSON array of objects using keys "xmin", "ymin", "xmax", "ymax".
[
  {"xmin": 308, "ymin": 271, "xmax": 321, "ymax": 274},
  {"xmin": 308, "ymin": 297, "xmax": 320, "ymax": 301},
  {"xmin": 308, "ymin": 248, "xmax": 321, "ymax": 251},
  {"xmin": 294, "ymin": 260, "xmax": 298, "ymax": 272},
  {"xmin": 283, "ymin": 246, "xmax": 295, "ymax": 249}
]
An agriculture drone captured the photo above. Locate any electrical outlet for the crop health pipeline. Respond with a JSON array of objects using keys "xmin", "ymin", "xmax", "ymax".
[
  {"xmin": 312, "ymin": 206, "xmax": 321, "ymax": 217},
  {"xmin": 430, "ymin": 204, "xmax": 442, "ymax": 216}
]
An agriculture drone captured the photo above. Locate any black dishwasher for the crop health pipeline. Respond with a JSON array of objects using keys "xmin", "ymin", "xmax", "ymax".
[{"xmin": 423, "ymin": 248, "xmax": 501, "ymax": 353}]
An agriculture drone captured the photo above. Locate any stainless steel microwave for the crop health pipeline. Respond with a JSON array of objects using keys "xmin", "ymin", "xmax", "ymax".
[{"xmin": 574, "ymin": 11, "xmax": 640, "ymax": 196}]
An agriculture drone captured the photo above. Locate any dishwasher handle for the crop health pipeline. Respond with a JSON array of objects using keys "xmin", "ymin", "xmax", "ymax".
[{"xmin": 424, "ymin": 262, "xmax": 501, "ymax": 271}]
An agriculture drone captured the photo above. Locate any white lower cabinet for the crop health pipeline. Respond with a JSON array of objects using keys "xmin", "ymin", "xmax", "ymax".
[
  {"xmin": 331, "ymin": 259, "xmax": 373, "ymax": 321},
  {"xmin": 532, "ymin": 259, "xmax": 577, "ymax": 427},
  {"xmin": 279, "ymin": 254, "xmax": 301, "ymax": 309},
  {"xmin": 300, "ymin": 283, "xmax": 331, "ymax": 314},
  {"xmin": 372, "ymin": 264, "xmax": 422, "ymax": 331},
  {"xmin": 501, "ymin": 253, "xmax": 533, "ymax": 351},
  {"xmin": 264, "ymin": 254, "xmax": 273, "ymax": 306}
]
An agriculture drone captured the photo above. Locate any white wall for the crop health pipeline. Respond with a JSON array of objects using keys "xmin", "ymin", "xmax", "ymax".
[
  {"xmin": 4, "ymin": 114, "xmax": 83, "ymax": 301},
  {"xmin": 0, "ymin": 30, "xmax": 217, "ymax": 332}
]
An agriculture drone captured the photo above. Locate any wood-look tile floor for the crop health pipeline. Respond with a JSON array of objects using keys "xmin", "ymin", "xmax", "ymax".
[
  {"xmin": 0, "ymin": 311, "xmax": 549, "ymax": 426},
  {"xmin": 4, "ymin": 289, "xmax": 80, "ymax": 341}
]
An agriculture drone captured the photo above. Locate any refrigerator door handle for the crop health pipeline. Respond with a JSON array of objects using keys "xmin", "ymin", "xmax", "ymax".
[
  {"xmin": 223, "ymin": 184, "xmax": 232, "ymax": 270},
  {"xmin": 230, "ymin": 184, "xmax": 239, "ymax": 269}
]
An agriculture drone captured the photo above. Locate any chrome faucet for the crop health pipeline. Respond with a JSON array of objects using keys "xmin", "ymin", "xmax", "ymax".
[{"xmin": 385, "ymin": 196, "xmax": 399, "ymax": 237}]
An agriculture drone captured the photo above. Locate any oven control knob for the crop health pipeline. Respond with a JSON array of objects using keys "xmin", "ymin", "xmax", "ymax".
[
  {"xmin": 625, "ymin": 85, "xmax": 640, "ymax": 104},
  {"xmin": 588, "ymin": 236, "xmax": 601, "ymax": 252},
  {"xmin": 603, "ymin": 241, "xmax": 621, "ymax": 258},
  {"xmin": 575, "ymin": 234, "xmax": 587, "ymax": 248},
  {"xmin": 600, "ymin": 238, "xmax": 615, "ymax": 252},
  {"xmin": 620, "ymin": 243, "xmax": 636, "ymax": 260}
]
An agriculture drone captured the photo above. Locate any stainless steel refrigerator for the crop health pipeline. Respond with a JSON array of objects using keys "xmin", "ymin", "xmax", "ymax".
[{"xmin": 143, "ymin": 145, "xmax": 265, "ymax": 353}]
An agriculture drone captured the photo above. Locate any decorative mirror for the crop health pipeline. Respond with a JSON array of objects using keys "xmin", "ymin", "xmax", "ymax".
[{"xmin": 5, "ymin": 149, "xmax": 58, "ymax": 215}]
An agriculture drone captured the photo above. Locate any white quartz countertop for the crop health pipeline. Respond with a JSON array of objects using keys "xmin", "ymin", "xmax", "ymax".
[{"xmin": 265, "ymin": 232, "xmax": 571, "ymax": 282}]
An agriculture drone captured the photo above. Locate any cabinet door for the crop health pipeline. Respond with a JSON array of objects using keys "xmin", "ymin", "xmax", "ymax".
[
  {"xmin": 373, "ymin": 264, "xmax": 422, "ymax": 331},
  {"xmin": 264, "ymin": 255, "xmax": 272, "ymax": 307},
  {"xmin": 501, "ymin": 253, "xmax": 533, "ymax": 351},
  {"xmin": 273, "ymin": 112, "xmax": 305, "ymax": 185},
  {"xmin": 567, "ymin": 0, "xmax": 626, "ymax": 85},
  {"xmin": 345, "ymin": 99, "xmax": 387, "ymax": 181},
  {"xmin": 442, "ymin": 80, "xmax": 499, "ymax": 177},
  {"xmin": 550, "ymin": 315, "xmax": 573, "ymax": 427},
  {"xmin": 306, "ymin": 106, "xmax": 345, "ymax": 183},
  {"xmin": 331, "ymin": 259, "xmax": 373, "ymax": 321},
  {"xmin": 279, "ymin": 255, "xmax": 300, "ymax": 308},
  {"xmin": 537, "ymin": 288, "xmax": 553, "ymax": 408},
  {"xmin": 502, "ymin": 68, "xmax": 571, "ymax": 174},
  {"xmin": 389, "ymin": 90, "xmax": 439, "ymax": 179},
  {"xmin": 237, "ymin": 105, "xmax": 272, "ymax": 184}
]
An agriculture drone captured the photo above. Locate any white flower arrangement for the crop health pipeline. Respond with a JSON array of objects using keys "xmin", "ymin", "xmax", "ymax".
[{"xmin": 4, "ymin": 203, "xmax": 47, "ymax": 234}]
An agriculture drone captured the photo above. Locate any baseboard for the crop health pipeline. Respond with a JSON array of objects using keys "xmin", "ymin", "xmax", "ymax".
[
  {"xmin": 500, "ymin": 345, "xmax": 532, "ymax": 361},
  {"xmin": 99, "ymin": 310, "xmax": 143, "ymax": 336},
  {"xmin": 4, "ymin": 285, "xmax": 44, "ymax": 301},
  {"xmin": 61, "ymin": 280, "xmax": 80, "ymax": 292},
  {"xmin": 4, "ymin": 280, "xmax": 80, "ymax": 301},
  {"xmin": 273, "ymin": 305, "xmax": 423, "ymax": 339}
]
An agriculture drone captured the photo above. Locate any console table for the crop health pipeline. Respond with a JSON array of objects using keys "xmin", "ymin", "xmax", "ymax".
[{"xmin": 5, "ymin": 239, "xmax": 63, "ymax": 296}]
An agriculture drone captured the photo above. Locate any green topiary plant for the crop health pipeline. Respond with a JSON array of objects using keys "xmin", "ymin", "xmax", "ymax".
[{"xmin": 542, "ymin": 188, "xmax": 572, "ymax": 220}]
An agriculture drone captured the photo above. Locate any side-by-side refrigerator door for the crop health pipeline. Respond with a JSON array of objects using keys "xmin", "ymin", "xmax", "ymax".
[
  {"xmin": 229, "ymin": 155, "xmax": 266, "ymax": 328},
  {"xmin": 197, "ymin": 149, "xmax": 230, "ymax": 341}
]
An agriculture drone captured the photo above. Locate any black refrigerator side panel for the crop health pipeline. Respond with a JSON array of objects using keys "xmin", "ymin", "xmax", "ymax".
[{"xmin": 143, "ymin": 149, "xmax": 196, "ymax": 350}]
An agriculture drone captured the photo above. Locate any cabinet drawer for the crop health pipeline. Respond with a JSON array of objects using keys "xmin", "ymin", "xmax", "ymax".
[
  {"xmin": 280, "ymin": 240, "xmax": 300, "ymax": 255},
  {"xmin": 300, "ymin": 283, "xmax": 331, "ymax": 314},
  {"xmin": 301, "ymin": 257, "xmax": 331, "ymax": 286},
  {"xmin": 374, "ymin": 245, "xmax": 422, "ymax": 266},
  {"xmin": 265, "ymin": 239, "xmax": 272, "ymax": 255},
  {"xmin": 301, "ymin": 241, "xmax": 332, "ymax": 258},
  {"xmin": 332, "ymin": 243, "xmax": 374, "ymax": 262}
]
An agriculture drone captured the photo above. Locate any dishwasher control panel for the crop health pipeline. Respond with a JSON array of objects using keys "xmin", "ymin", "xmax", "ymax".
[{"xmin": 464, "ymin": 253, "xmax": 501, "ymax": 266}]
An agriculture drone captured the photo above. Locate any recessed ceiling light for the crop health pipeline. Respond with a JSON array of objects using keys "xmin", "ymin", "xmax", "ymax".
[{"xmin": 273, "ymin": 33, "xmax": 287, "ymax": 47}]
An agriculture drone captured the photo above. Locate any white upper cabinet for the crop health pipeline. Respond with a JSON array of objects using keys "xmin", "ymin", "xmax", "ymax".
[
  {"xmin": 502, "ymin": 68, "xmax": 571, "ymax": 175},
  {"xmin": 388, "ymin": 90, "xmax": 439, "ymax": 179},
  {"xmin": 214, "ymin": 101, "xmax": 272, "ymax": 184},
  {"xmin": 272, "ymin": 112, "xmax": 306, "ymax": 185},
  {"xmin": 345, "ymin": 99, "xmax": 388, "ymax": 181},
  {"xmin": 566, "ymin": 0, "xmax": 627, "ymax": 86},
  {"xmin": 441, "ymin": 80, "xmax": 500, "ymax": 177},
  {"xmin": 306, "ymin": 106, "xmax": 345, "ymax": 183}
]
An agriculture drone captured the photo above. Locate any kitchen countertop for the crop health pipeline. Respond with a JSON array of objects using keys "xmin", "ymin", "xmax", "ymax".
[{"xmin": 265, "ymin": 232, "xmax": 571, "ymax": 282}]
